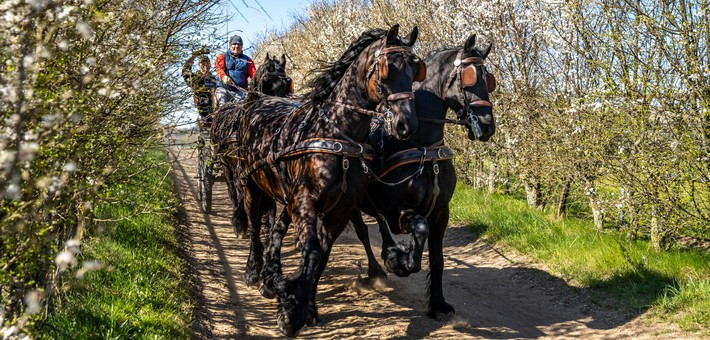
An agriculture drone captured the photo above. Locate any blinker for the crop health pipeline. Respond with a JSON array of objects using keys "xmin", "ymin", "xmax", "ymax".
[{"xmin": 461, "ymin": 65, "xmax": 477, "ymax": 87}]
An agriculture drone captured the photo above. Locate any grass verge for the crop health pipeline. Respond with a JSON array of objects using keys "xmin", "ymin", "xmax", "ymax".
[
  {"xmin": 41, "ymin": 148, "xmax": 191, "ymax": 339},
  {"xmin": 450, "ymin": 185, "xmax": 710, "ymax": 334}
]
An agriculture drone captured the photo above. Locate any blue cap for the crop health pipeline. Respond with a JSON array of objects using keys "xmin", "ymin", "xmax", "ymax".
[{"xmin": 229, "ymin": 35, "xmax": 243, "ymax": 45}]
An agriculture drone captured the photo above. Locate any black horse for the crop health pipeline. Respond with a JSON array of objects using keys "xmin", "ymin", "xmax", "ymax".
[
  {"xmin": 350, "ymin": 33, "xmax": 497, "ymax": 318},
  {"xmin": 212, "ymin": 55, "xmax": 294, "ymax": 238},
  {"xmin": 236, "ymin": 25, "xmax": 423, "ymax": 336},
  {"xmin": 251, "ymin": 53, "xmax": 294, "ymax": 97}
]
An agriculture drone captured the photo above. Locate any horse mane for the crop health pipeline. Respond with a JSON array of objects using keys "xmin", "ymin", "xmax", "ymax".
[
  {"xmin": 305, "ymin": 29, "xmax": 388, "ymax": 101},
  {"xmin": 428, "ymin": 44, "xmax": 486, "ymax": 58}
]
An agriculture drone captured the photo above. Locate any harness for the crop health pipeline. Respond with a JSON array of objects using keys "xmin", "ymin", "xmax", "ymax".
[
  {"xmin": 364, "ymin": 49, "xmax": 497, "ymax": 225},
  {"xmin": 237, "ymin": 45, "xmax": 421, "ymax": 219},
  {"xmin": 419, "ymin": 49, "xmax": 495, "ymax": 139}
]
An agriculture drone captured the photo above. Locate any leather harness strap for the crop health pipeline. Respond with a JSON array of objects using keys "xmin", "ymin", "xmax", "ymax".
[
  {"xmin": 377, "ymin": 145, "xmax": 454, "ymax": 178},
  {"xmin": 239, "ymin": 138, "xmax": 375, "ymax": 179}
]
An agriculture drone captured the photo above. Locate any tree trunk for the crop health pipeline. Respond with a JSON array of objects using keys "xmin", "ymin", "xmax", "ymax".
[
  {"xmin": 556, "ymin": 179, "xmax": 571, "ymax": 217},
  {"xmin": 650, "ymin": 206, "xmax": 667, "ymax": 252},
  {"xmin": 585, "ymin": 182, "xmax": 604, "ymax": 230},
  {"xmin": 524, "ymin": 179, "xmax": 542, "ymax": 208},
  {"xmin": 503, "ymin": 171, "xmax": 511, "ymax": 195},
  {"xmin": 474, "ymin": 159, "xmax": 485, "ymax": 190},
  {"xmin": 487, "ymin": 161, "xmax": 497, "ymax": 193}
]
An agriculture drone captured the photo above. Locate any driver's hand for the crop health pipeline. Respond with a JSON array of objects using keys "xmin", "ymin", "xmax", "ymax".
[{"xmin": 221, "ymin": 75, "xmax": 233, "ymax": 85}]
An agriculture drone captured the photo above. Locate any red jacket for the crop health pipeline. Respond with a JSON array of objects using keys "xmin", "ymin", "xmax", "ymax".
[{"xmin": 215, "ymin": 52, "xmax": 256, "ymax": 86}]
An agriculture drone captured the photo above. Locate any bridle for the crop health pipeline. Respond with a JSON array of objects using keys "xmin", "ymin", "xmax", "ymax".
[
  {"xmin": 257, "ymin": 66, "xmax": 294, "ymax": 95},
  {"xmin": 360, "ymin": 45, "xmax": 426, "ymax": 135},
  {"xmin": 419, "ymin": 49, "xmax": 496, "ymax": 139}
]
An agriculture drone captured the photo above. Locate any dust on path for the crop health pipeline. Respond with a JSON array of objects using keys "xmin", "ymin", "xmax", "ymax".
[{"xmin": 168, "ymin": 146, "xmax": 690, "ymax": 339}]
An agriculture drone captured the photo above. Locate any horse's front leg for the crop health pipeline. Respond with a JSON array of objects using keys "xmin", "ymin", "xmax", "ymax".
[
  {"xmin": 274, "ymin": 206, "xmax": 321, "ymax": 337},
  {"xmin": 384, "ymin": 209, "xmax": 429, "ymax": 277},
  {"xmin": 350, "ymin": 209, "xmax": 386, "ymax": 280},
  {"xmin": 426, "ymin": 207, "xmax": 454, "ymax": 318},
  {"xmin": 260, "ymin": 207, "xmax": 291, "ymax": 299}
]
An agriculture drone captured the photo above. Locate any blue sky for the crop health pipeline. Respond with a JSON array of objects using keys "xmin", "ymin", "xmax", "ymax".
[{"xmin": 215, "ymin": 0, "xmax": 311, "ymax": 52}]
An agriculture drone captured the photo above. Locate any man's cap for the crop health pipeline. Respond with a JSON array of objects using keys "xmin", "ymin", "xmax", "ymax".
[
  {"xmin": 229, "ymin": 35, "xmax": 243, "ymax": 46},
  {"xmin": 199, "ymin": 56, "xmax": 210, "ymax": 63}
]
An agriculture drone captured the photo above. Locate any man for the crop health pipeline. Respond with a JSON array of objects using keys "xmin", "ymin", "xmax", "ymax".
[
  {"xmin": 215, "ymin": 34, "xmax": 256, "ymax": 105},
  {"xmin": 183, "ymin": 48, "xmax": 218, "ymax": 120}
]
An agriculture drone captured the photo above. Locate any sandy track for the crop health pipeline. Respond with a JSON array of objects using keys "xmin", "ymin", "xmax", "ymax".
[{"xmin": 168, "ymin": 146, "xmax": 687, "ymax": 339}]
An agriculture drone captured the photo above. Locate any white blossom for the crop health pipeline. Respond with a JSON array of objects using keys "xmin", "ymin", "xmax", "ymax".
[
  {"xmin": 57, "ymin": 39, "xmax": 69, "ymax": 50},
  {"xmin": 76, "ymin": 260, "xmax": 102, "ymax": 278},
  {"xmin": 24, "ymin": 290, "xmax": 42, "ymax": 315},
  {"xmin": 76, "ymin": 21, "xmax": 93, "ymax": 40},
  {"xmin": 55, "ymin": 250, "xmax": 77, "ymax": 271},
  {"xmin": 63, "ymin": 161, "xmax": 77, "ymax": 172},
  {"xmin": 30, "ymin": 0, "xmax": 51, "ymax": 10},
  {"xmin": 66, "ymin": 239, "xmax": 81, "ymax": 253},
  {"xmin": 22, "ymin": 54, "xmax": 35, "ymax": 68}
]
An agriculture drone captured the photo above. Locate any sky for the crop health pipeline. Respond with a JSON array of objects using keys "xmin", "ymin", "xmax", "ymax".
[
  {"xmin": 173, "ymin": 0, "xmax": 311, "ymax": 126},
  {"xmin": 215, "ymin": 0, "xmax": 311, "ymax": 53}
]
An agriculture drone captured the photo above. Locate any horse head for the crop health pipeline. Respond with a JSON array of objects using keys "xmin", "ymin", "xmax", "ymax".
[
  {"xmin": 252, "ymin": 53, "xmax": 293, "ymax": 97},
  {"xmin": 364, "ymin": 25, "xmax": 423, "ymax": 140},
  {"xmin": 441, "ymin": 34, "xmax": 497, "ymax": 142}
]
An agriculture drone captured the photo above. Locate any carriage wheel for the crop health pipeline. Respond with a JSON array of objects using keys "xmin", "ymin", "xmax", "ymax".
[
  {"xmin": 196, "ymin": 134, "xmax": 213, "ymax": 213},
  {"xmin": 201, "ymin": 158, "xmax": 213, "ymax": 213}
]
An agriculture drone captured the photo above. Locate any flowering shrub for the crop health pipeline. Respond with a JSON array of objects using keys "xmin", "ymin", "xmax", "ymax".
[{"xmin": 0, "ymin": 0, "xmax": 221, "ymax": 334}]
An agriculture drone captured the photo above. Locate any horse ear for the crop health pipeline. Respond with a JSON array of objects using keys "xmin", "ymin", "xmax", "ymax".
[
  {"xmin": 386, "ymin": 24, "xmax": 400, "ymax": 46},
  {"xmin": 483, "ymin": 43, "xmax": 492, "ymax": 59},
  {"xmin": 281, "ymin": 54, "xmax": 287, "ymax": 68},
  {"xmin": 463, "ymin": 34, "xmax": 477, "ymax": 54},
  {"xmin": 402, "ymin": 26, "xmax": 418, "ymax": 47},
  {"xmin": 264, "ymin": 53, "xmax": 270, "ymax": 62}
]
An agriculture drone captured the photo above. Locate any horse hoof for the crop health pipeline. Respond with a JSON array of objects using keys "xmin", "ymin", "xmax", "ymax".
[
  {"xmin": 277, "ymin": 312, "xmax": 300, "ymax": 337},
  {"xmin": 367, "ymin": 265, "xmax": 387, "ymax": 280},
  {"xmin": 427, "ymin": 300, "xmax": 455, "ymax": 319},
  {"xmin": 259, "ymin": 283, "xmax": 276, "ymax": 299},
  {"xmin": 244, "ymin": 271, "xmax": 260, "ymax": 286}
]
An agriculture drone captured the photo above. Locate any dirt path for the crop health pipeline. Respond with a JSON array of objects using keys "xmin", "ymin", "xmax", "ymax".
[{"xmin": 168, "ymin": 146, "xmax": 687, "ymax": 339}]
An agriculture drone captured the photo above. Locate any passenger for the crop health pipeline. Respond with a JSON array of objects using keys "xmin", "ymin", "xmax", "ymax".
[
  {"xmin": 215, "ymin": 34, "xmax": 256, "ymax": 105},
  {"xmin": 183, "ymin": 48, "xmax": 218, "ymax": 121}
]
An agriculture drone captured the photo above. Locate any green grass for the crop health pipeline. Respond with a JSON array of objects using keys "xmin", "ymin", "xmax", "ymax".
[
  {"xmin": 451, "ymin": 185, "xmax": 710, "ymax": 333},
  {"xmin": 42, "ymin": 149, "xmax": 191, "ymax": 339}
]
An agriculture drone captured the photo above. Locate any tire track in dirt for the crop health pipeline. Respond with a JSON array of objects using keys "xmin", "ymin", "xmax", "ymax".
[{"xmin": 168, "ymin": 146, "xmax": 689, "ymax": 339}]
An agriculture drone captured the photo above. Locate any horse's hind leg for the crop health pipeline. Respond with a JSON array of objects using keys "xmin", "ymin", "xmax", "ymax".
[
  {"xmin": 224, "ymin": 161, "xmax": 248, "ymax": 238},
  {"xmin": 350, "ymin": 209, "xmax": 386, "ymax": 280},
  {"xmin": 260, "ymin": 207, "xmax": 291, "ymax": 299},
  {"xmin": 426, "ymin": 207, "xmax": 454, "ymax": 318},
  {"xmin": 243, "ymin": 180, "xmax": 265, "ymax": 286}
]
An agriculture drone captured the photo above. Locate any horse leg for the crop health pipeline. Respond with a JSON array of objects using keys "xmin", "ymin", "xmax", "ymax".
[
  {"xmin": 260, "ymin": 197, "xmax": 276, "ymax": 243},
  {"xmin": 307, "ymin": 218, "xmax": 347, "ymax": 326},
  {"xmin": 243, "ymin": 180, "xmax": 265, "ymax": 286},
  {"xmin": 260, "ymin": 207, "xmax": 291, "ymax": 299},
  {"xmin": 275, "ymin": 209, "xmax": 321, "ymax": 337},
  {"xmin": 375, "ymin": 217, "xmax": 397, "ymax": 263},
  {"xmin": 384, "ymin": 209, "xmax": 429, "ymax": 277},
  {"xmin": 224, "ymin": 162, "xmax": 248, "ymax": 238},
  {"xmin": 350, "ymin": 210, "xmax": 386, "ymax": 280},
  {"xmin": 426, "ymin": 207, "xmax": 454, "ymax": 318}
]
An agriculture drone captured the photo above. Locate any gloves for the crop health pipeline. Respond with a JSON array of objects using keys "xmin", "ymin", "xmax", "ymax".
[{"xmin": 221, "ymin": 75, "xmax": 233, "ymax": 85}]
